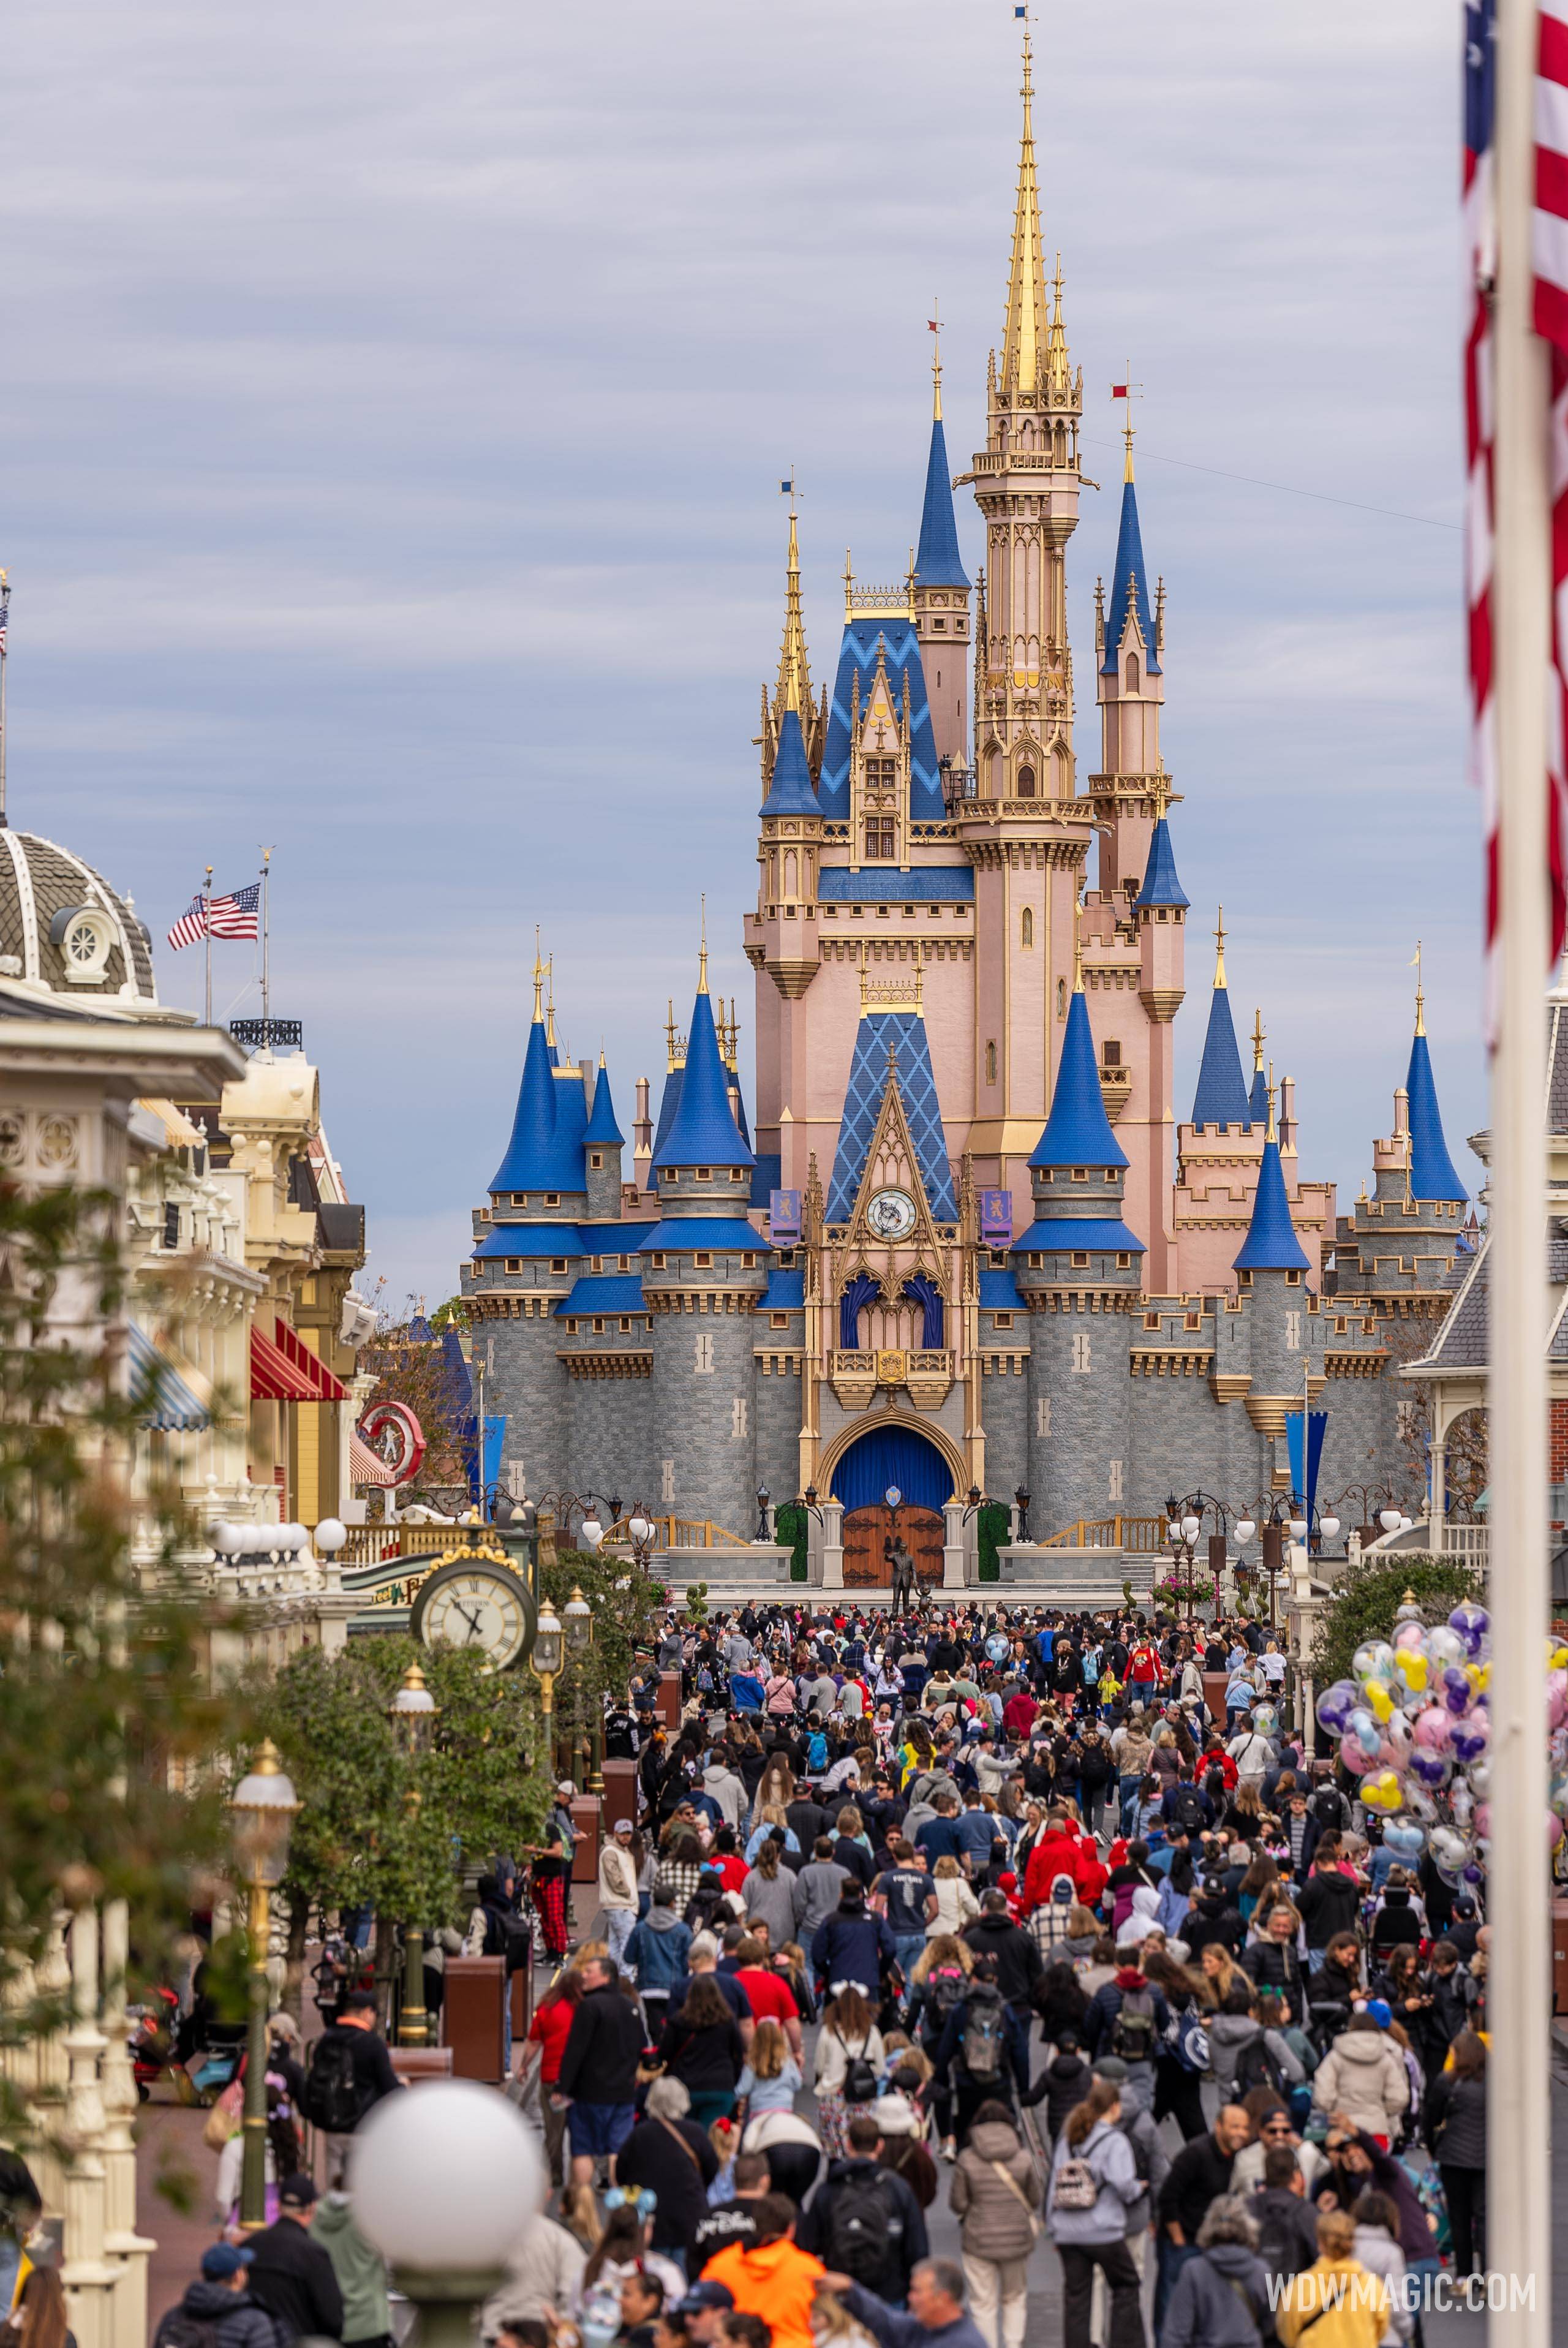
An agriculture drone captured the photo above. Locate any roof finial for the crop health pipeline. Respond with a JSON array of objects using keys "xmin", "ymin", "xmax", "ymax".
[
  {"xmin": 1411, "ymin": 938, "xmax": 1425, "ymax": 1036},
  {"xmin": 843, "ymin": 548, "xmax": 854, "ymax": 621},
  {"xmin": 930, "ymin": 300, "xmax": 944, "ymax": 420},
  {"xmin": 1114, "ymin": 370, "xmax": 1142, "ymax": 483},
  {"xmin": 1213, "ymin": 905, "xmax": 1227, "ymax": 989},
  {"xmin": 666, "ymin": 997, "xmax": 678, "ymax": 1070},
  {"xmin": 698, "ymin": 896, "xmax": 709, "ymax": 994},
  {"xmin": 1000, "ymin": 15, "xmax": 1048, "ymax": 401},
  {"xmin": 532, "ymin": 928, "xmax": 545, "ymax": 1022},
  {"xmin": 1072, "ymin": 892, "xmax": 1085, "ymax": 994},
  {"xmin": 776, "ymin": 489, "xmax": 810, "ymax": 719},
  {"xmin": 545, "ymin": 954, "xmax": 557, "ymax": 1047},
  {"xmin": 1251, "ymin": 1006, "xmax": 1265, "ymax": 1074},
  {"xmin": 1266, "ymin": 1060, "xmax": 1276, "ymax": 1144}
]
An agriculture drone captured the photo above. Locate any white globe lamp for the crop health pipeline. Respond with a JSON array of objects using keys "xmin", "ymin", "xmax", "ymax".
[
  {"xmin": 1180, "ymin": 1514, "xmax": 1200, "ymax": 1544},
  {"xmin": 1379, "ymin": 1508, "xmax": 1402, "ymax": 1535},
  {"xmin": 351, "ymin": 2079, "xmax": 544, "ymax": 2335},
  {"xmin": 315, "ymin": 1517, "xmax": 347, "ymax": 1555},
  {"xmin": 1234, "ymin": 1518, "xmax": 1255, "ymax": 1546},
  {"xmin": 1398, "ymin": 1514, "xmax": 1414, "ymax": 1534},
  {"xmin": 579, "ymin": 1513, "xmax": 604, "ymax": 1553},
  {"xmin": 1319, "ymin": 1515, "xmax": 1340, "ymax": 1541},
  {"xmin": 1288, "ymin": 1515, "xmax": 1308, "ymax": 1541}
]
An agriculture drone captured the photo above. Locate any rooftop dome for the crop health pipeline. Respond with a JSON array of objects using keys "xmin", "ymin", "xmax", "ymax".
[{"xmin": 0, "ymin": 829, "xmax": 158, "ymax": 1010}]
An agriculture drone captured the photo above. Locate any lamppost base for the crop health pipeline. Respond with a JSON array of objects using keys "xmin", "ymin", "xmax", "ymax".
[{"xmin": 391, "ymin": 2265, "xmax": 510, "ymax": 2347}]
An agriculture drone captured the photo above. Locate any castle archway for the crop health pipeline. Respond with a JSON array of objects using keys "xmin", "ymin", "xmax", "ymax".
[{"xmin": 828, "ymin": 1421, "xmax": 957, "ymax": 1588}]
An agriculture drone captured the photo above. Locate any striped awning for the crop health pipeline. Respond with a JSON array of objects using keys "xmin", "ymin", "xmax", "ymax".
[
  {"xmin": 251, "ymin": 1316, "xmax": 347, "ymax": 1405},
  {"xmin": 129, "ymin": 1324, "xmax": 210, "ymax": 1432},
  {"xmin": 350, "ymin": 1429, "xmax": 399, "ymax": 1486}
]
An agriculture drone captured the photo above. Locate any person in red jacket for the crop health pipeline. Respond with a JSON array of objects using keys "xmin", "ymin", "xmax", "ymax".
[
  {"xmin": 1001, "ymin": 1685, "xmax": 1039, "ymax": 1742},
  {"xmin": 1021, "ymin": 1813, "xmax": 1095, "ymax": 1912}
]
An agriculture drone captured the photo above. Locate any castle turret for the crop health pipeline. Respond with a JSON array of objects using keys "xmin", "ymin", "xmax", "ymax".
[
  {"xmin": 1014, "ymin": 967, "xmax": 1144, "ymax": 1538},
  {"xmin": 1331, "ymin": 976, "xmax": 1469, "ymax": 1299},
  {"xmin": 488, "ymin": 954, "xmax": 589, "ymax": 1213},
  {"xmin": 1190, "ymin": 913, "xmax": 1253, "ymax": 1133},
  {"xmin": 1128, "ymin": 804, "xmax": 1188, "ymax": 1289},
  {"xmin": 1406, "ymin": 985, "xmax": 1468, "ymax": 1205},
  {"xmin": 1091, "ymin": 422, "xmax": 1166, "ymax": 902},
  {"xmin": 1226, "ymin": 1085, "xmax": 1322, "ymax": 1482},
  {"xmin": 912, "ymin": 323, "xmax": 971, "ymax": 771},
  {"xmin": 584, "ymin": 1053, "xmax": 625, "ymax": 1221},
  {"xmin": 644, "ymin": 953, "xmax": 767, "ymax": 1533}
]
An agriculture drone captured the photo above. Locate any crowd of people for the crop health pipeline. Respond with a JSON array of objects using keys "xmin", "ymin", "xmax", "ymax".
[{"xmin": 143, "ymin": 1595, "xmax": 1496, "ymax": 2348}]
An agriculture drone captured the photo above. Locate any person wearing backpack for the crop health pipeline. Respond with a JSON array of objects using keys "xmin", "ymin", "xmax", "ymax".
[
  {"xmin": 246, "ymin": 2175, "xmax": 346, "ymax": 2343},
  {"xmin": 796, "ymin": 2112, "xmax": 929, "ymax": 2304},
  {"xmin": 1045, "ymin": 2077, "xmax": 1145, "ymax": 2348},
  {"xmin": 812, "ymin": 1983, "xmax": 886, "ymax": 2159},
  {"xmin": 1156, "ymin": 2193, "xmax": 1272, "ymax": 2348},
  {"xmin": 1208, "ymin": 1982, "xmax": 1305, "ymax": 2102},
  {"xmin": 300, "ymin": 1991, "xmax": 402, "ymax": 2164},
  {"xmin": 1082, "ymin": 1961, "xmax": 1170, "ymax": 2115},
  {"xmin": 153, "ymin": 2242, "xmax": 283, "ymax": 2348},
  {"xmin": 929, "ymin": 1958, "xmax": 1025, "ymax": 2155}
]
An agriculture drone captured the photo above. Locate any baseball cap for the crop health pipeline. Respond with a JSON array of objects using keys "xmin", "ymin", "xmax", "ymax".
[
  {"xmin": 676, "ymin": 2283, "xmax": 736, "ymax": 2316},
  {"xmin": 201, "ymin": 2244, "xmax": 254, "ymax": 2281},
  {"xmin": 277, "ymin": 2174, "xmax": 318, "ymax": 2208},
  {"xmin": 1091, "ymin": 2055, "xmax": 1130, "ymax": 2083},
  {"xmin": 1363, "ymin": 1998, "xmax": 1392, "ymax": 2029},
  {"xmin": 613, "ymin": 1818, "xmax": 633, "ymax": 1836},
  {"xmin": 556, "ymin": 1780, "xmax": 575, "ymax": 1797}
]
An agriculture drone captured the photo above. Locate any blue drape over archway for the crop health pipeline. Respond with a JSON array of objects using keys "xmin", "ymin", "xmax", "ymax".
[{"xmin": 832, "ymin": 1424, "xmax": 954, "ymax": 1513}]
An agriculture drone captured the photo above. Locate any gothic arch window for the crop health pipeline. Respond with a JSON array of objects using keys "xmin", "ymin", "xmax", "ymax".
[
  {"xmin": 1126, "ymin": 653, "xmax": 1140, "ymax": 690},
  {"xmin": 1057, "ymin": 978, "xmax": 1068, "ymax": 1018},
  {"xmin": 1021, "ymin": 906, "xmax": 1034, "ymax": 948},
  {"xmin": 987, "ymin": 750, "xmax": 1003, "ymax": 798},
  {"xmin": 986, "ymin": 1040, "xmax": 998, "ymax": 1085},
  {"xmin": 1017, "ymin": 764, "xmax": 1036, "ymax": 798},
  {"xmin": 784, "ymin": 849, "xmax": 797, "ymax": 896}
]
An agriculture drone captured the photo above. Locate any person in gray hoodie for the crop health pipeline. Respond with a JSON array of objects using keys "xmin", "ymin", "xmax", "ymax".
[
  {"xmin": 310, "ymin": 2191, "xmax": 391, "ymax": 2347},
  {"xmin": 1045, "ymin": 2078, "xmax": 1145, "ymax": 2347},
  {"xmin": 701, "ymin": 1753, "xmax": 747, "ymax": 1833},
  {"xmin": 793, "ymin": 1838, "xmax": 850, "ymax": 1943},
  {"xmin": 1157, "ymin": 2194, "xmax": 1272, "ymax": 2348},
  {"xmin": 1206, "ymin": 1982, "xmax": 1305, "ymax": 2099}
]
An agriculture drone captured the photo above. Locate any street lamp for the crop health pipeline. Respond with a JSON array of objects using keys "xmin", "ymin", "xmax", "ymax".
[
  {"xmin": 533, "ymin": 1602, "xmax": 564, "ymax": 1778},
  {"xmin": 755, "ymin": 1485, "xmax": 771, "ymax": 1542},
  {"xmin": 351, "ymin": 2077, "xmax": 544, "ymax": 2344},
  {"xmin": 387, "ymin": 1666, "xmax": 440, "ymax": 2047},
  {"xmin": 1014, "ymin": 1485, "xmax": 1032, "ymax": 1542},
  {"xmin": 626, "ymin": 1510, "xmax": 656, "ymax": 1571},
  {"xmin": 229, "ymin": 1742, "xmax": 300, "ymax": 2229},
  {"xmin": 578, "ymin": 1512, "xmax": 604, "ymax": 1552},
  {"xmin": 562, "ymin": 1586, "xmax": 598, "ymax": 1791}
]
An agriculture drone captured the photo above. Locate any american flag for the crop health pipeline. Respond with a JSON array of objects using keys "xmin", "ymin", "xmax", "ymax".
[
  {"xmin": 1467, "ymin": 0, "xmax": 1568, "ymax": 1025},
  {"xmin": 166, "ymin": 882, "xmax": 261, "ymax": 951}
]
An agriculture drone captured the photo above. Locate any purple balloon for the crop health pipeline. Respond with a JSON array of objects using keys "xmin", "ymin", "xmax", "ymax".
[
  {"xmin": 1452, "ymin": 1717, "xmax": 1490, "ymax": 1764},
  {"xmin": 1442, "ymin": 1667, "xmax": 1475, "ymax": 1717},
  {"xmin": 1448, "ymin": 1601, "xmax": 1490, "ymax": 1656},
  {"xmin": 1408, "ymin": 1748, "xmax": 1453, "ymax": 1789}
]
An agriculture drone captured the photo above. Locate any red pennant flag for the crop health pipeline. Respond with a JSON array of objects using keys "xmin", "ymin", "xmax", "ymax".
[{"xmin": 1110, "ymin": 382, "xmax": 1128, "ymax": 398}]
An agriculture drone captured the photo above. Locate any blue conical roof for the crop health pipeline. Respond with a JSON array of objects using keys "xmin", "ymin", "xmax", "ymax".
[
  {"xmin": 1406, "ymin": 1030, "xmax": 1466, "ymax": 1202},
  {"xmin": 585, "ymin": 1061, "xmax": 625, "ymax": 1149},
  {"xmin": 490, "ymin": 1014, "xmax": 584, "ymax": 1193},
  {"xmin": 1248, "ymin": 1061, "xmax": 1268, "ymax": 1127},
  {"xmin": 1136, "ymin": 816, "xmax": 1188, "ymax": 909},
  {"xmin": 760, "ymin": 706, "xmax": 819, "ymax": 817},
  {"xmin": 652, "ymin": 986, "xmax": 753, "ymax": 1170},
  {"xmin": 1234, "ymin": 1138, "xmax": 1310, "ymax": 1272},
  {"xmin": 1192, "ymin": 983, "xmax": 1253, "ymax": 1128},
  {"xmin": 1101, "ymin": 477, "xmax": 1161, "ymax": 677},
  {"xmin": 1030, "ymin": 989, "xmax": 1128, "ymax": 1169},
  {"xmin": 914, "ymin": 413, "xmax": 969, "ymax": 590}
]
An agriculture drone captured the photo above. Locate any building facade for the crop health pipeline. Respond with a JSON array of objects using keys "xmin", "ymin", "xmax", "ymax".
[{"xmin": 461, "ymin": 37, "xmax": 1472, "ymax": 1579}]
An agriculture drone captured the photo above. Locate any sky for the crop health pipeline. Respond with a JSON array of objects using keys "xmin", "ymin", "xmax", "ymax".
[{"xmin": 2, "ymin": 1, "xmax": 1470, "ymax": 1308}]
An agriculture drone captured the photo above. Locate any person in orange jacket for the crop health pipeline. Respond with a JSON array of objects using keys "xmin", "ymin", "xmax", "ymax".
[{"xmin": 699, "ymin": 2194, "xmax": 825, "ymax": 2348}]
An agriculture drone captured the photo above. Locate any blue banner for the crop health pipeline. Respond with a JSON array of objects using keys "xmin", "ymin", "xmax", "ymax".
[
  {"xmin": 465, "ymin": 1411, "xmax": 507, "ymax": 1503},
  {"xmin": 1284, "ymin": 1408, "xmax": 1327, "ymax": 1520}
]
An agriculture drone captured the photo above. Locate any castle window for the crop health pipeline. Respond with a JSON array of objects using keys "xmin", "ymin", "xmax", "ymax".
[
  {"xmin": 731, "ymin": 1166, "xmax": 747, "ymax": 1180},
  {"xmin": 505, "ymin": 1258, "xmax": 521, "ymax": 1274},
  {"xmin": 993, "ymin": 1312, "xmax": 1014, "ymax": 1329},
  {"xmin": 1286, "ymin": 1268, "xmax": 1302, "ymax": 1286},
  {"xmin": 743, "ymin": 1252, "xmax": 757, "ymax": 1266},
  {"xmin": 865, "ymin": 817, "xmax": 895, "ymax": 859},
  {"xmin": 695, "ymin": 1251, "xmax": 713, "ymax": 1268},
  {"xmin": 651, "ymin": 1253, "xmax": 666, "ymax": 1267},
  {"xmin": 1238, "ymin": 1270, "xmax": 1252, "ymax": 1286},
  {"xmin": 697, "ymin": 1167, "xmax": 711, "ymax": 1181},
  {"xmin": 990, "ymin": 1249, "xmax": 1008, "ymax": 1267},
  {"xmin": 1126, "ymin": 653, "xmax": 1140, "ymax": 689},
  {"xmin": 590, "ymin": 1150, "xmax": 603, "ymax": 1169},
  {"xmin": 618, "ymin": 1255, "xmax": 630, "ymax": 1270},
  {"xmin": 865, "ymin": 756, "xmax": 896, "ymax": 789},
  {"xmin": 619, "ymin": 1317, "xmax": 631, "ymax": 1332},
  {"xmin": 551, "ymin": 1258, "xmax": 568, "ymax": 1273},
  {"xmin": 986, "ymin": 1041, "xmax": 998, "ymax": 1085},
  {"xmin": 1072, "ymin": 1251, "xmax": 1090, "ymax": 1269},
  {"xmin": 1057, "ymin": 979, "xmax": 1067, "ymax": 1017},
  {"xmin": 1185, "ymin": 1311, "xmax": 1200, "ymax": 1331},
  {"xmin": 1144, "ymin": 1312, "xmax": 1160, "ymax": 1331},
  {"xmin": 545, "ymin": 1192, "xmax": 560, "ymax": 1207},
  {"xmin": 592, "ymin": 1318, "xmax": 605, "ymax": 1334},
  {"xmin": 1071, "ymin": 1168, "xmax": 1089, "ymax": 1182},
  {"xmin": 1028, "ymin": 1254, "xmax": 1043, "ymax": 1269},
  {"xmin": 1335, "ymin": 1315, "xmax": 1348, "ymax": 1334},
  {"xmin": 592, "ymin": 1256, "xmax": 603, "ymax": 1272},
  {"xmin": 932, "ymin": 618, "xmax": 946, "ymax": 632},
  {"xmin": 567, "ymin": 1321, "xmax": 576, "ymax": 1334},
  {"xmin": 1021, "ymin": 907, "xmax": 1034, "ymax": 948},
  {"xmin": 771, "ymin": 1312, "xmax": 790, "ymax": 1329},
  {"xmin": 1117, "ymin": 1253, "xmax": 1131, "ymax": 1268},
  {"xmin": 1102, "ymin": 1041, "xmax": 1121, "ymax": 1068}
]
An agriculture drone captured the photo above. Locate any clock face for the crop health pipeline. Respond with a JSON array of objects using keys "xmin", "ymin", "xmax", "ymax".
[
  {"xmin": 866, "ymin": 1187, "xmax": 917, "ymax": 1241},
  {"xmin": 412, "ymin": 1562, "xmax": 531, "ymax": 1670}
]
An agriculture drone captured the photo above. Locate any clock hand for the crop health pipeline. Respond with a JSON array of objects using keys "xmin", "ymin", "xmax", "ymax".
[{"xmin": 453, "ymin": 1601, "xmax": 485, "ymax": 1640}]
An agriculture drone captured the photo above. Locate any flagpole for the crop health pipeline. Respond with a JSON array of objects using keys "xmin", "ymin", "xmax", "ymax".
[
  {"xmin": 260, "ymin": 847, "xmax": 273, "ymax": 1035},
  {"xmin": 1488, "ymin": 2, "xmax": 1551, "ymax": 2337},
  {"xmin": 203, "ymin": 865, "xmax": 214, "ymax": 1029}
]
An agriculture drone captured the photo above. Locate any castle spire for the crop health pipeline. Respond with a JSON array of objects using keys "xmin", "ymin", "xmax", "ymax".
[
  {"xmin": 1030, "ymin": 984, "xmax": 1128, "ymax": 1170},
  {"xmin": 1248, "ymin": 1008, "xmax": 1268, "ymax": 1127},
  {"xmin": 489, "ymin": 978, "xmax": 582, "ymax": 1196},
  {"xmin": 1404, "ymin": 986, "xmax": 1468, "ymax": 1203},
  {"xmin": 652, "ymin": 976, "xmax": 753, "ymax": 1172},
  {"xmin": 1234, "ymin": 1076, "xmax": 1310, "ymax": 1272},
  {"xmin": 915, "ymin": 383, "xmax": 968, "ymax": 591},
  {"xmin": 1101, "ymin": 440, "xmax": 1161, "ymax": 679},
  {"xmin": 1000, "ymin": 23, "xmax": 1050, "ymax": 400},
  {"xmin": 1047, "ymin": 253, "xmax": 1071, "ymax": 399},
  {"xmin": 1191, "ymin": 908, "xmax": 1253, "ymax": 1128},
  {"xmin": 777, "ymin": 502, "xmax": 811, "ymax": 719}
]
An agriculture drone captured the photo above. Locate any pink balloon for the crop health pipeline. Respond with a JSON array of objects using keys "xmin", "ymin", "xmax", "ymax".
[
  {"xmin": 1474, "ymin": 1802, "xmax": 1492, "ymax": 1840},
  {"xmin": 1413, "ymin": 1708, "xmax": 1453, "ymax": 1751},
  {"xmin": 1339, "ymin": 1738, "xmax": 1376, "ymax": 1776}
]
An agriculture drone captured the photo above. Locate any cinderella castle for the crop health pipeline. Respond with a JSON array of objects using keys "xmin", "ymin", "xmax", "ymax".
[{"xmin": 459, "ymin": 39, "xmax": 1472, "ymax": 1583}]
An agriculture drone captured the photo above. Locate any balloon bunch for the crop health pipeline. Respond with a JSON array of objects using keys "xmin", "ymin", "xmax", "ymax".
[{"xmin": 1314, "ymin": 1598, "xmax": 1568, "ymax": 1898}]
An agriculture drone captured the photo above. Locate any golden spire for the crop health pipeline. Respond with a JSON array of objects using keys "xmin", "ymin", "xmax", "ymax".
[
  {"xmin": 532, "ymin": 930, "xmax": 545, "ymax": 1022},
  {"xmin": 1000, "ymin": 22, "xmax": 1049, "ymax": 400},
  {"xmin": 1251, "ymin": 1006, "xmax": 1265, "ymax": 1074},
  {"xmin": 1072, "ymin": 892, "xmax": 1085, "ymax": 992},
  {"xmin": 666, "ymin": 998, "xmax": 679, "ymax": 1071},
  {"xmin": 545, "ymin": 956, "xmax": 557, "ymax": 1048},
  {"xmin": 843, "ymin": 548, "xmax": 855, "ymax": 622},
  {"xmin": 775, "ymin": 499, "xmax": 812, "ymax": 720},
  {"xmin": 1266, "ymin": 1060, "xmax": 1277, "ymax": 1144},
  {"xmin": 1119, "ymin": 368, "xmax": 1137, "ymax": 483},
  {"xmin": 930, "ymin": 298, "xmax": 943, "ymax": 420},
  {"xmin": 1047, "ymin": 254, "xmax": 1071, "ymax": 399},
  {"xmin": 1412, "ymin": 939, "xmax": 1425, "ymax": 1035},
  {"xmin": 698, "ymin": 895, "xmax": 709, "ymax": 995},
  {"xmin": 1213, "ymin": 906, "xmax": 1227, "ymax": 989}
]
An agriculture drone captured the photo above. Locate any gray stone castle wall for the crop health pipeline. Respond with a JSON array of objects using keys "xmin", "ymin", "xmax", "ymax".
[{"xmin": 648, "ymin": 1296, "xmax": 760, "ymax": 1534}]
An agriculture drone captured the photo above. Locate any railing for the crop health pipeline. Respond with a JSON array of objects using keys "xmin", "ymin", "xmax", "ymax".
[
  {"xmin": 1438, "ymin": 1522, "xmax": 1490, "ymax": 1563},
  {"xmin": 341, "ymin": 1522, "xmax": 472, "ymax": 1568},
  {"xmin": 604, "ymin": 1517, "xmax": 752, "ymax": 1551},
  {"xmin": 1039, "ymin": 1515, "xmax": 1169, "ymax": 1552}
]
